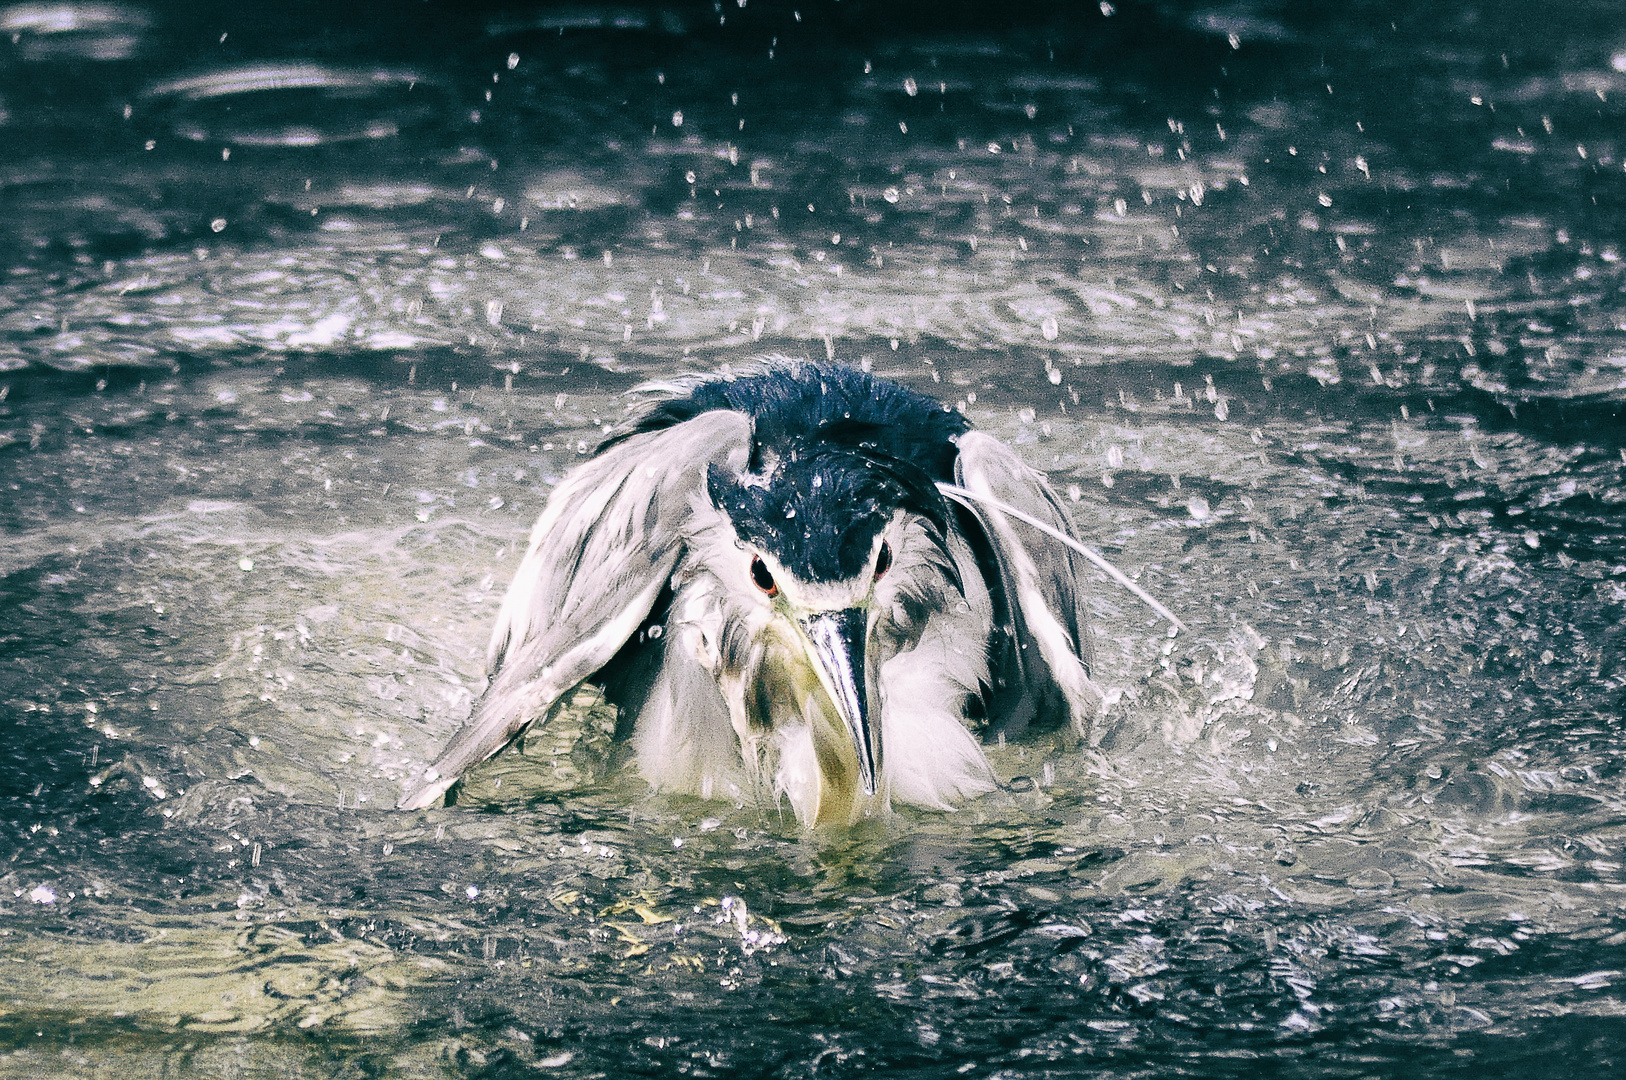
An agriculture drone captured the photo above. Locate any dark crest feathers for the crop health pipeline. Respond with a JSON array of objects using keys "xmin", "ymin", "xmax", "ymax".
[{"xmin": 613, "ymin": 361, "xmax": 965, "ymax": 583}]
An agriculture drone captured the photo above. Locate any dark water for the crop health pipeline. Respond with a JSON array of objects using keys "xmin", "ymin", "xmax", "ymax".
[{"xmin": 2, "ymin": 0, "xmax": 1625, "ymax": 1075}]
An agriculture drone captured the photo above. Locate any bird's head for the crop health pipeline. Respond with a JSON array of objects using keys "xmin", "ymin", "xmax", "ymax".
[{"xmin": 706, "ymin": 445, "xmax": 947, "ymax": 809}]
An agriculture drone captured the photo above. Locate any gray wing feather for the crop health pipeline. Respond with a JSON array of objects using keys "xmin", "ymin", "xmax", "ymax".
[
  {"xmin": 397, "ymin": 409, "xmax": 752, "ymax": 809},
  {"xmin": 950, "ymin": 431, "xmax": 1101, "ymax": 737}
]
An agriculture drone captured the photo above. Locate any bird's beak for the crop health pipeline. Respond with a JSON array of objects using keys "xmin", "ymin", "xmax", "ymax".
[{"xmin": 800, "ymin": 608, "xmax": 877, "ymax": 797}]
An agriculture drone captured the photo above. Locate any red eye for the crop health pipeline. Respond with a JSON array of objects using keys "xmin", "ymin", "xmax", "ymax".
[
  {"xmin": 750, "ymin": 556, "xmax": 778, "ymax": 596},
  {"xmin": 874, "ymin": 540, "xmax": 892, "ymax": 580}
]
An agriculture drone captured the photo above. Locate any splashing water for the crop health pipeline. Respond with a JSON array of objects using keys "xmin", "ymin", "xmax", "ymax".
[{"xmin": 1, "ymin": 2, "xmax": 1625, "ymax": 1076}]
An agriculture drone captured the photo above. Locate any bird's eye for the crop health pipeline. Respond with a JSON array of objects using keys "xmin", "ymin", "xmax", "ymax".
[
  {"xmin": 874, "ymin": 540, "xmax": 892, "ymax": 579},
  {"xmin": 750, "ymin": 556, "xmax": 778, "ymax": 596}
]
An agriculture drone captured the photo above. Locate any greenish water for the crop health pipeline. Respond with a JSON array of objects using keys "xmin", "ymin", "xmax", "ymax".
[{"xmin": 2, "ymin": 1, "xmax": 1624, "ymax": 1076}]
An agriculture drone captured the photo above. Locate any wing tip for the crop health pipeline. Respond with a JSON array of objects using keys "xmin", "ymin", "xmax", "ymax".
[{"xmin": 396, "ymin": 771, "xmax": 452, "ymax": 811}]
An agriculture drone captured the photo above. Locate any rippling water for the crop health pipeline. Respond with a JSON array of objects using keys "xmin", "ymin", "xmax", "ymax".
[{"xmin": 2, "ymin": 1, "xmax": 1625, "ymax": 1076}]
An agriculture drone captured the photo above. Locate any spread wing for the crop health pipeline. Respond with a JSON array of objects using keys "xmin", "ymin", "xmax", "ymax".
[
  {"xmin": 947, "ymin": 430, "xmax": 1101, "ymax": 740},
  {"xmin": 398, "ymin": 409, "xmax": 753, "ymax": 809}
]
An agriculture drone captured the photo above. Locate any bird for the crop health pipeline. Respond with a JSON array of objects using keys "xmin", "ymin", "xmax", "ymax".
[{"xmin": 398, "ymin": 358, "xmax": 1116, "ymax": 826}]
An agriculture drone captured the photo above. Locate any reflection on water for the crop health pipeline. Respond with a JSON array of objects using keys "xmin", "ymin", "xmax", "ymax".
[
  {"xmin": 143, "ymin": 63, "xmax": 439, "ymax": 147},
  {"xmin": 1, "ymin": 2, "xmax": 150, "ymax": 63},
  {"xmin": 2, "ymin": 1, "xmax": 1625, "ymax": 1076}
]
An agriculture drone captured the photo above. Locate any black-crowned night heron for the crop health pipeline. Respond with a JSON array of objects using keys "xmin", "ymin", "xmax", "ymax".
[{"xmin": 399, "ymin": 359, "xmax": 1174, "ymax": 825}]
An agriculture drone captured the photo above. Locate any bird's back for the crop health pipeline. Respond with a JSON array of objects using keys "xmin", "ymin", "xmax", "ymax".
[{"xmin": 609, "ymin": 360, "xmax": 968, "ymax": 482}]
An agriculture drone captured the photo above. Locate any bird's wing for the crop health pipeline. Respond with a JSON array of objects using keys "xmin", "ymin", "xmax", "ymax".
[
  {"xmin": 948, "ymin": 431, "xmax": 1101, "ymax": 739},
  {"xmin": 397, "ymin": 409, "xmax": 753, "ymax": 809}
]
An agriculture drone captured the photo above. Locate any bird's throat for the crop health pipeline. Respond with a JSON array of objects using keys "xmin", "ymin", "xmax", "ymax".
[
  {"xmin": 810, "ymin": 714, "xmax": 862, "ymax": 826},
  {"xmin": 748, "ymin": 609, "xmax": 880, "ymax": 826}
]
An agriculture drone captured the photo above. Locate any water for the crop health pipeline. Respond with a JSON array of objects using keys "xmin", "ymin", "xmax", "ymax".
[{"xmin": 2, "ymin": 0, "xmax": 1625, "ymax": 1075}]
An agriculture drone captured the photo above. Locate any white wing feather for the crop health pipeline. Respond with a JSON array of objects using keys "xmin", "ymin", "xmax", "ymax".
[
  {"xmin": 949, "ymin": 430, "xmax": 1104, "ymax": 738},
  {"xmin": 397, "ymin": 410, "xmax": 752, "ymax": 809}
]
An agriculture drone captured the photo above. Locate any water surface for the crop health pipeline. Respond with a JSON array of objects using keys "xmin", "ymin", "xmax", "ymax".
[{"xmin": 2, "ymin": 1, "xmax": 1625, "ymax": 1076}]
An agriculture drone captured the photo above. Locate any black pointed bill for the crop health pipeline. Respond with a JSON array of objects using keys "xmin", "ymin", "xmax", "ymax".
[{"xmin": 800, "ymin": 608, "xmax": 877, "ymax": 797}]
